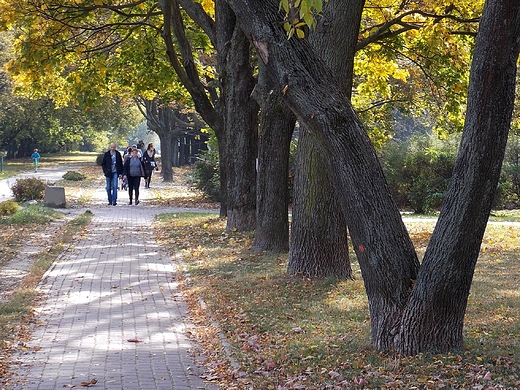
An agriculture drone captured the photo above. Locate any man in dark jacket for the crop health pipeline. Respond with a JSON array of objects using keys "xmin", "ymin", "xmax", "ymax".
[{"xmin": 101, "ymin": 142, "xmax": 123, "ymax": 205}]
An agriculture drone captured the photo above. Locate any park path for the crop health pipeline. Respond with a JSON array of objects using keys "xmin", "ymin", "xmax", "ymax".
[{"xmin": 2, "ymin": 166, "xmax": 219, "ymax": 390}]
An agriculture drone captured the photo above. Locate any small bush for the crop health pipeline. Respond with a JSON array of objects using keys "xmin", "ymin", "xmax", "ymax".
[
  {"xmin": 62, "ymin": 171, "xmax": 86, "ymax": 181},
  {"xmin": 381, "ymin": 134, "xmax": 457, "ymax": 213},
  {"xmin": 11, "ymin": 177, "xmax": 47, "ymax": 202},
  {"xmin": 193, "ymin": 150, "xmax": 221, "ymax": 201},
  {"xmin": 0, "ymin": 200, "xmax": 19, "ymax": 216}
]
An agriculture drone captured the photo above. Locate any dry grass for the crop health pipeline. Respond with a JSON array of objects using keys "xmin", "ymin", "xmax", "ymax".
[{"xmin": 156, "ymin": 214, "xmax": 520, "ymax": 389}]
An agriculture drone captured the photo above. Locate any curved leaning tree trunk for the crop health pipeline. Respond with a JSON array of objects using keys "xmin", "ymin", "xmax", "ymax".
[
  {"xmin": 288, "ymin": 0, "xmax": 364, "ymax": 278},
  {"xmin": 397, "ymin": 0, "xmax": 520, "ymax": 355},
  {"xmin": 226, "ymin": 0, "xmax": 420, "ymax": 352}
]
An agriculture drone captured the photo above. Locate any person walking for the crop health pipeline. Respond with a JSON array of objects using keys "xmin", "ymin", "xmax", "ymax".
[
  {"xmin": 121, "ymin": 146, "xmax": 133, "ymax": 190},
  {"xmin": 123, "ymin": 148, "xmax": 145, "ymax": 205},
  {"xmin": 131, "ymin": 144, "xmax": 143, "ymax": 158},
  {"xmin": 142, "ymin": 143, "xmax": 157, "ymax": 189},
  {"xmin": 31, "ymin": 149, "xmax": 40, "ymax": 172},
  {"xmin": 101, "ymin": 142, "xmax": 123, "ymax": 206}
]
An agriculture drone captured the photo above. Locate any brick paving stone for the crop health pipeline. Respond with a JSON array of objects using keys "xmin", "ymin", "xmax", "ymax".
[{"xmin": 10, "ymin": 189, "xmax": 219, "ymax": 390}]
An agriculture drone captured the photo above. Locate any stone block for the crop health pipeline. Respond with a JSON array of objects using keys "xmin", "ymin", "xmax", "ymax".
[{"xmin": 44, "ymin": 186, "xmax": 66, "ymax": 208}]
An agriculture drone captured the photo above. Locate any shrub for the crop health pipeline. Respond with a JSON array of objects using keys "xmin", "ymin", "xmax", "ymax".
[
  {"xmin": 193, "ymin": 150, "xmax": 221, "ymax": 201},
  {"xmin": 381, "ymin": 134, "xmax": 457, "ymax": 213},
  {"xmin": 10, "ymin": 177, "xmax": 47, "ymax": 202},
  {"xmin": 495, "ymin": 133, "xmax": 520, "ymax": 209},
  {"xmin": 0, "ymin": 200, "xmax": 19, "ymax": 216},
  {"xmin": 62, "ymin": 171, "xmax": 86, "ymax": 181}
]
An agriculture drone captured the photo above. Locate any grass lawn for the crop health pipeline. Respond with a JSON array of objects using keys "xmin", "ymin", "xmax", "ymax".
[
  {"xmin": 0, "ymin": 152, "xmax": 98, "ymax": 180},
  {"xmin": 156, "ymin": 213, "xmax": 520, "ymax": 389}
]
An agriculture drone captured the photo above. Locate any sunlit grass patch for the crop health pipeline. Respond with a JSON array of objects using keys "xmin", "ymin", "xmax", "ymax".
[
  {"xmin": 52, "ymin": 165, "xmax": 102, "ymax": 204},
  {"xmin": 0, "ymin": 153, "xmax": 98, "ymax": 181},
  {"xmin": 0, "ymin": 159, "xmax": 28, "ymax": 180},
  {"xmin": 157, "ymin": 213, "xmax": 520, "ymax": 389},
  {"xmin": 0, "ymin": 204, "xmax": 62, "ymax": 225},
  {"xmin": 489, "ymin": 209, "xmax": 520, "ymax": 222},
  {"xmin": 41, "ymin": 151, "xmax": 98, "ymax": 164}
]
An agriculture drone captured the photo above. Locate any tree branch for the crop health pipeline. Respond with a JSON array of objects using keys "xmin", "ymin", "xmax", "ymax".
[
  {"xmin": 357, "ymin": 9, "xmax": 479, "ymax": 51},
  {"xmin": 177, "ymin": 0, "xmax": 216, "ymax": 47}
]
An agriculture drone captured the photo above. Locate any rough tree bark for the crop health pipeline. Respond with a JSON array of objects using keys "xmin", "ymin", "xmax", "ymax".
[
  {"xmin": 251, "ymin": 61, "xmax": 295, "ymax": 252},
  {"xmin": 217, "ymin": 1, "xmax": 259, "ymax": 231},
  {"xmin": 288, "ymin": 0, "xmax": 364, "ymax": 278},
  {"xmin": 288, "ymin": 128, "xmax": 352, "ymax": 278},
  {"xmin": 397, "ymin": 0, "xmax": 520, "ymax": 355}
]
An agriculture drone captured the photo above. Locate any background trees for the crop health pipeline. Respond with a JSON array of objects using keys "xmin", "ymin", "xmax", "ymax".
[{"xmin": 0, "ymin": 31, "xmax": 140, "ymax": 156}]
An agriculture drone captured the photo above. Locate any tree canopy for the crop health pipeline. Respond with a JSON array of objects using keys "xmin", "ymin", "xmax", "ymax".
[{"xmin": 0, "ymin": 0, "xmax": 209, "ymax": 108}]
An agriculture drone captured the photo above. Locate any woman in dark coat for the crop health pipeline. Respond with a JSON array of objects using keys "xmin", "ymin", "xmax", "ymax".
[{"xmin": 142, "ymin": 143, "xmax": 157, "ymax": 189}]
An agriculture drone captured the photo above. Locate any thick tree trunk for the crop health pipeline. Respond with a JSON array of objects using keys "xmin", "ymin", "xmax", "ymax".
[
  {"xmin": 251, "ymin": 61, "xmax": 295, "ymax": 252},
  {"xmin": 227, "ymin": 0, "xmax": 420, "ymax": 351},
  {"xmin": 397, "ymin": 0, "xmax": 520, "ymax": 355},
  {"xmin": 217, "ymin": 2, "xmax": 259, "ymax": 231},
  {"xmin": 288, "ymin": 128, "xmax": 352, "ymax": 278},
  {"xmin": 288, "ymin": 0, "xmax": 363, "ymax": 278}
]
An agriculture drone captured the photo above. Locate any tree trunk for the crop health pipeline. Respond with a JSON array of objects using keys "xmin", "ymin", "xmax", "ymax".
[
  {"xmin": 155, "ymin": 130, "xmax": 174, "ymax": 182},
  {"xmin": 227, "ymin": 0, "xmax": 420, "ymax": 351},
  {"xmin": 172, "ymin": 138, "xmax": 179, "ymax": 168},
  {"xmin": 288, "ymin": 0, "xmax": 364, "ymax": 278},
  {"xmin": 217, "ymin": 132, "xmax": 228, "ymax": 218},
  {"xmin": 217, "ymin": 2, "xmax": 259, "ymax": 231},
  {"xmin": 251, "ymin": 61, "xmax": 295, "ymax": 252},
  {"xmin": 397, "ymin": 0, "xmax": 520, "ymax": 355},
  {"xmin": 139, "ymin": 99, "xmax": 175, "ymax": 182},
  {"xmin": 288, "ymin": 128, "xmax": 352, "ymax": 278}
]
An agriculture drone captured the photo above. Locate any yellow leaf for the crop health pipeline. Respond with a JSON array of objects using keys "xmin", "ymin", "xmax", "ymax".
[{"xmin": 393, "ymin": 68, "xmax": 409, "ymax": 82}]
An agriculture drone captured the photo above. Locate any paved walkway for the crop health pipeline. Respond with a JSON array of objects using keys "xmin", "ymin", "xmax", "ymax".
[{"xmin": 3, "ymin": 168, "xmax": 219, "ymax": 390}]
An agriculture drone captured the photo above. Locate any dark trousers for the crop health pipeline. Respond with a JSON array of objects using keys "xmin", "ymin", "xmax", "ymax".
[
  {"xmin": 127, "ymin": 175, "xmax": 141, "ymax": 202},
  {"xmin": 144, "ymin": 169, "xmax": 153, "ymax": 188}
]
